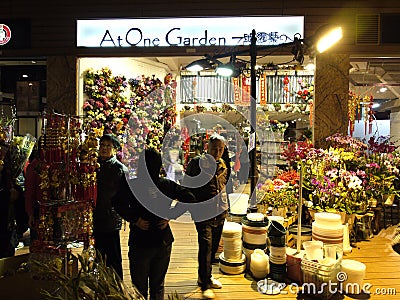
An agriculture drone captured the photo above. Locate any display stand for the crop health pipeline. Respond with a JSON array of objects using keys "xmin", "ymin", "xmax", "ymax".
[{"xmin": 30, "ymin": 113, "xmax": 97, "ymax": 276}]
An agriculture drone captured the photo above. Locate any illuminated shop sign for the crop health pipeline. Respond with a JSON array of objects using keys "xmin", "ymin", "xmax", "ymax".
[
  {"xmin": 0, "ymin": 19, "xmax": 30, "ymax": 48},
  {"xmin": 77, "ymin": 16, "xmax": 304, "ymax": 48},
  {"xmin": 0, "ymin": 24, "xmax": 12, "ymax": 45}
]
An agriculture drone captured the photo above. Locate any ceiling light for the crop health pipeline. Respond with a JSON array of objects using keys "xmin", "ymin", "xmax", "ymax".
[
  {"xmin": 379, "ymin": 87, "xmax": 387, "ymax": 93},
  {"xmin": 22, "ymin": 74, "xmax": 28, "ymax": 78},
  {"xmin": 372, "ymin": 103, "xmax": 381, "ymax": 109}
]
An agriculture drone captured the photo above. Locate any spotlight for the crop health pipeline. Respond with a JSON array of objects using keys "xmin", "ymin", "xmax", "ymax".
[
  {"xmin": 315, "ymin": 26, "xmax": 343, "ymax": 53},
  {"xmin": 185, "ymin": 56, "xmax": 221, "ymax": 72},
  {"xmin": 216, "ymin": 56, "xmax": 245, "ymax": 77}
]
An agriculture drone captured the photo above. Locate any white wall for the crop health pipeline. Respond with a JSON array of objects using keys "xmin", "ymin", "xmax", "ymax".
[
  {"xmin": 77, "ymin": 57, "xmax": 171, "ymax": 115},
  {"xmin": 352, "ymin": 119, "xmax": 390, "ymax": 142}
]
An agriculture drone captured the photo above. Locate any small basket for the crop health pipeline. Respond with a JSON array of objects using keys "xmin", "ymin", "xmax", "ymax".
[{"xmin": 300, "ymin": 253, "xmax": 342, "ymax": 299}]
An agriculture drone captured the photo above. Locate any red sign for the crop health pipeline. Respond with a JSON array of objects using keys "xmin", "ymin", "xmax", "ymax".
[
  {"xmin": 259, "ymin": 74, "xmax": 267, "ymax": 105},
  {"xmin": 232, "ymin": 77, "xmax": 241, "ymax": 105},
  {"xmin": 241, "ymin": 76, "xmax": 251, "ymax": 106},
  {"xmin": 0, "ymin": 24, "xmax": 11, "ymax": 45}
]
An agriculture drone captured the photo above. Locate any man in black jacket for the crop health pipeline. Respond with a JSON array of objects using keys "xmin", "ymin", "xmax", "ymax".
[
  {"xmin": 182, "ymin": 134, "xmax": 228, "ymax": 299},
  {"xmin": 113, "ymin": 148, "xmax": 195, "ymax": 300},
  {"xmin": 93, "ymin": 134, "xmax": 127, "ymax": 279}
]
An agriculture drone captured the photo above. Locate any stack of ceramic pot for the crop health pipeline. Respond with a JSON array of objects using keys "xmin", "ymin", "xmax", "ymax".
[
  {"xmin": 219, "ymin": 221, "xmax": 246, "ymax": 274},
  {"xmin": 268, "ymin": 220, "xmax": 287, "ymax": 281},
  {"xmin": 312, "ymin": 212, "xmax": 344, "ymax": 249},
  {"xmin": 241, "ymin": 213, "xmax": 268, "ymax": 270}
]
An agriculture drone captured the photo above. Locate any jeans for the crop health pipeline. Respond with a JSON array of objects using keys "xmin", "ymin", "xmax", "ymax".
[
  {"xmin": 129, "ymin": 244, "xmax": 172, "ymax": 300},
  {"xmin": 195, "ymin": 220, "xmax": 224, "ymax": 290}
]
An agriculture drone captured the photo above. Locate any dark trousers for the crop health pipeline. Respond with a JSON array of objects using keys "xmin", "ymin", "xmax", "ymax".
[
  {"xmin": 94, "ymin": 230, "xmax": 123, "ymax": 279},
  {"xmin": 195, "ymin": 221, "xmax": 224, "ymax": 290},
  {"xmin": 129, "ymin": 244, "xmax": 172, "ymax": 300}
]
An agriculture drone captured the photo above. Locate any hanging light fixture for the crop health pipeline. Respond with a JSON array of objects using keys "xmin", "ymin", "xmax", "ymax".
[
  {"xmin": 215, "ymin": 56, "xmax": 245, "ymax": 77},
  {"xmin": 185, "ymin": 56, "xmax": 222, "ymax": 72}
]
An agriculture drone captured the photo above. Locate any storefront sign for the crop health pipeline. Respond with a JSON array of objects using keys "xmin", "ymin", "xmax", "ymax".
[
  {"xmin": 0, "ymin": 19, "xmax": 30, "ymax": 48},
  {"xmin": 77, "ymin": 16, "xmax": 304, "ymax": 48},
  {"xmin": 0, "ymin": 24, "xmax": 11, "ymax": 45}
]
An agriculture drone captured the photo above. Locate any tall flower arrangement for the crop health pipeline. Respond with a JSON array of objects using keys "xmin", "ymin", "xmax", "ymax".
[{"xmin": 83, "ymin": 69, "xmax": 177, "ymax": 176}]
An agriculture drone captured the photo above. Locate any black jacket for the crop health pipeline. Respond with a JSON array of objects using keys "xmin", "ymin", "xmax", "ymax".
[
  {"xmin": 113, "ymin": 176, "xmax": 195, "ymax": 247},
  {"xmin": 93, "ymin": 156, "xmax": 128, "ymax": 233},
  {"xmin": 182, "ymin": 155, "xmax": 228, "ymax": 223}
]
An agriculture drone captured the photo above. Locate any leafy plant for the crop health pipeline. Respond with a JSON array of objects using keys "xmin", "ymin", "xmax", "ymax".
[{"xmin": 32, "ymin": 250, "xmax": 145, "ymax": 300}]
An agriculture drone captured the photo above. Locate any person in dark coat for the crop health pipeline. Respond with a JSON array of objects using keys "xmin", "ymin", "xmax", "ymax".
[
  {"xmin": 182, "ymin": 134, "xmax": 229, "ymax": 299},
  {"xmin": 93, "ymin": 134, "xmax": 127, "ymax": 279},
  {"xmin": 113, "ymin": 148, "xmax": 195, "ymax": 300},
  {"xmin": 0, "ymin": 159, "xmax": 18, "ymax": 258}
]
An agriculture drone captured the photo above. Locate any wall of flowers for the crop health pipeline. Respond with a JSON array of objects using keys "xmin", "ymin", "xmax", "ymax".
[{"xmin": 82, "ymin": 67, "xmax": 177, "ymax": 176}]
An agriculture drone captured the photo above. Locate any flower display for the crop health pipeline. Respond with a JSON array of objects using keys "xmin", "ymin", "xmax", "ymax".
[
  {"xmin": 83, "ymin": 69, "xmax": 177, "ymax": 176},
  {"xmin": 279, "ymin": 133, "xmax": 400, "ymax": 214},
  {"xmin": 83, "ymin": 67, "xmax": 132, "ymax": 137},
  {"xmin": 258, "ymin": 170, "xmax": 299, "ymax": 209},
  {"xmin": 295, "ymin": 78, "xmax": 314, "ymax": 102}
]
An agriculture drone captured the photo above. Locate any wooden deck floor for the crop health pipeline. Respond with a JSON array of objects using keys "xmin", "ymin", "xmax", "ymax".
[
  {"xmin": 117, "ymin": 219, "xmax": 400, "ymax": 300},
  {"xmin": 15, "ymin": 219, "xmax": 400, "ymax": 299}
]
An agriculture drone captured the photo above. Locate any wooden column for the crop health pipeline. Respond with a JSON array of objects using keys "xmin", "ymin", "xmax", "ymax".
[
  {"xmin": 47, "ymin": 56, "xmax": 77, "ymax": 115},
  {"xmin": 313, "ymin": 53, "xmax": 349, "ymax": 149}
]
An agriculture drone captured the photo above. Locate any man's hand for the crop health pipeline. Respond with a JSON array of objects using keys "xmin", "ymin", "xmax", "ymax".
[
  {"xmin": 135, "ymin": 217, "xmax": 150, "ymax": 230},
  {"xmin": 157, "ymin": 219, "xmax": 169, "ymax": 230}
]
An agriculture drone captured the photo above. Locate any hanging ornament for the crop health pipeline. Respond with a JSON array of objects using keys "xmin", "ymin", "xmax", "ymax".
[{"xmin": 283, "ymin": 75, "xmax": 290, "ymax": 101}]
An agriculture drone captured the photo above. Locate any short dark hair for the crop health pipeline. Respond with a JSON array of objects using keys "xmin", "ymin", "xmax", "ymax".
[{"xmin": 100, "ymin": 134, "xmax": 121, "ymax": 150}]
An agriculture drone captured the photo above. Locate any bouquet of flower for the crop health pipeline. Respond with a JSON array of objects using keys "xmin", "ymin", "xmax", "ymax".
[
  {"xmin": 9, "ymin": 134, "xmax": 36, "ymax": 179},
  {"xmin": 269, "ymin": 119, "xmax": 288, "ymax": 133}
]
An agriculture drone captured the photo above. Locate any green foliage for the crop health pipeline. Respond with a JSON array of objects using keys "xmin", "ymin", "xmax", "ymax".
[{"xmin": 32, "ymin": 250, "xmax": 145, "ymax": 300}]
